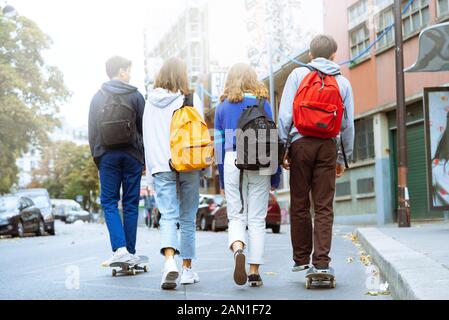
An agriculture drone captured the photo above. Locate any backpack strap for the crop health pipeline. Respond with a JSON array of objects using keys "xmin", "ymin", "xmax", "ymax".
[
  {"xmin": 257, "ymin": 98, "xmax": 265, "ymax": 113},
  {"xmin": 239, "ymin": 169, "xmax": 244, "ymax": 214},
  {"xmin": 183, "ymin": 93, "xmax": 194, "ymax": 107},
  {"xmin": 340, "ymin": 138, "xmax": 350, "ymax": 170}
]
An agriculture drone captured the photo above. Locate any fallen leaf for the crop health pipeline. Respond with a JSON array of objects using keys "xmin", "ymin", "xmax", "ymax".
[
  {"xmin": 366, "ymin": 290, "xmax": 391, "ymax": 296},
  {"xmin": 346, "ymin": 257, "xmax": 354, "ymax": 264},
  {"xmin": 360, "ymin": 254, "xmax": 372, "ymax": 266},
  {"xmin": 264, "ymin": 272, "xmax": 277, "ymax": 276}
]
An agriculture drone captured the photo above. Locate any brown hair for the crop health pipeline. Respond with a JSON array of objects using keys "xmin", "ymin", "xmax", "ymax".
[
  {"xmin": 106, "ymin": 56, "xmax": 132, "ymax": 79},
  {"xmin": 310, "ymin": 35, "xmax": 338, "ymax": 60},
  {"xmin": 220, "ymin": 63, "xmax": 269, "ymax": 103},
  {"xmin": 154, "ymin": 57, "xmax": 191, "ymax": 95}
]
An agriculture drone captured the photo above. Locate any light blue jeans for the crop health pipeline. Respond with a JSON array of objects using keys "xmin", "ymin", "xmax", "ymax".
[{"xmin": 153, "ymin": 171, "xmax": 200, "ymax": 260}]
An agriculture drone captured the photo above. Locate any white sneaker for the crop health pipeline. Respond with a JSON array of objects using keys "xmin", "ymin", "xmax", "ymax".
[
  {"xmin": 161, "ymin": 258, "xmax": 179, "ymax": 290},
  {"xmin": 128, "ymin": 254, "xmax": 141, "ymax": 266},
  {"xmin": 101, "ymin": 247, "xmax": 132, "ymax": 267},
  {"xmin": 180, "ymin": 267, "xmax": 200, "ymax": 285}
]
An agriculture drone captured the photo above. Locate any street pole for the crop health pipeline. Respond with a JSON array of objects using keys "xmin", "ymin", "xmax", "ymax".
[
  {"xmin": 266, "ymin": 0, "xmax": 275, "ymax": 116},
  {"xmin": 268, "ymin": 42, "xmax": 275, "ymax": 116},
  {"xmin": 394, "ymin": 0, "xmax": 411, "ymax": 228}
]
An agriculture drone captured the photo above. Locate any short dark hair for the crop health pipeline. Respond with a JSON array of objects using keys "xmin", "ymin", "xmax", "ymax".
[
  {"xmin": 310, "ymin": 35, "xmax": 338, "ymax": 60},
  {"xmin": 105, "ymin": 56, "xmax": 132, "ymax": 79}
]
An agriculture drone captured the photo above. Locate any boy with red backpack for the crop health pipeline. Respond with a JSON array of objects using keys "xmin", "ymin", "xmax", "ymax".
[{"xmin": 278, "ymin": 35, "xmax": 355, "ymax": 277}]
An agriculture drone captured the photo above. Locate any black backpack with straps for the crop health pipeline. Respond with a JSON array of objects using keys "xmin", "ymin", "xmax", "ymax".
[
  {"xmin": 97, "ymin": 89, "xmax": 137, "ymax": 148},
  {"xmin": 235, "ymin": 98, "xmax": 279, "ymax": 213}
]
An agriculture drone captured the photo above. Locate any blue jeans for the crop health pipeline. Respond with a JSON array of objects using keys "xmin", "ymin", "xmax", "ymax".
[
  {"xmin": 153, "ymin": 171, "xmax": 200, "ymax": 260},
  {"xmin": 99, "ymin": 151, "xmax": 143, "ymax": 254}
]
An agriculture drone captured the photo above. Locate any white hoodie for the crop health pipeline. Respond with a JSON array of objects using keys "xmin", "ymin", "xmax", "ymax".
[{"xmin": 143, "ymin": 88, "xmax": 204, "ymax": 187}]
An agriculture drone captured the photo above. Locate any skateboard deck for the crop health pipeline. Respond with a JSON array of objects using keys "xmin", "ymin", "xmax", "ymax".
[
  {"xmin": 305, "ymin": 271, "xmax": 336, "ymax": 289},
  {"xmin": 109, "ymin": 256, "xmax": 149, "ymax": 277}
]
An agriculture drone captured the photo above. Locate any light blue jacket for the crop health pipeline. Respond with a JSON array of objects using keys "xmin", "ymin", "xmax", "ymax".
[{"xmin": 278, "ymin": 58, "xmax": 355, "ymax": 164}]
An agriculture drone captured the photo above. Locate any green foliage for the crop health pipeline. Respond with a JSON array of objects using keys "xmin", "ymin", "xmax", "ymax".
[
  {"xmin": 31, "ymin": 141, "xmax": 100, "ymax": 211},
  {"xmin": 0, "ymin": 14, "xmax": 70, "ymax": 193}
]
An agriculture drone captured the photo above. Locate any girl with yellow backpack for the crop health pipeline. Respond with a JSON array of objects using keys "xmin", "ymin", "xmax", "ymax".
[{"xmin": 143, "ymin": 58, "xmax": 213, "ymax": 290}]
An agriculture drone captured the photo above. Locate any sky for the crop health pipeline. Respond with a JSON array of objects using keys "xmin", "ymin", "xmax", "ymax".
[{"xmin": 9, "ymin": 0, "xmax": 321, "ymax": 128}]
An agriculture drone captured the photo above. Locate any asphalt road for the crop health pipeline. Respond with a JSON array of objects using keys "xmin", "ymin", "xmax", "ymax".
[{"xmin": 0, "ymin": 221, "xmax": 392, "ymax": 300}]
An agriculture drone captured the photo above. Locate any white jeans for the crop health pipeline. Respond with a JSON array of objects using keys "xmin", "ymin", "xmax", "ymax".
[{"xmin": 224, "ymin": 152, "xmax": 271, "ymax": 265}]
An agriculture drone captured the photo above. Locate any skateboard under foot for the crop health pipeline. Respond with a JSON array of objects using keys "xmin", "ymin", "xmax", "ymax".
[
  {"xmin": 110, "ymin": 256, "xmax": 149, "ymax": 277},
  {"xmin": 305, "ymin": 270, "xmax": 336, "ymax": 289}
]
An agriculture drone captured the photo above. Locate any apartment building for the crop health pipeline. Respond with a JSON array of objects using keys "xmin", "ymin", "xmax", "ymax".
[{"xmin": 264, "ymin": 0, "xmax": 449, "ymax": 224}]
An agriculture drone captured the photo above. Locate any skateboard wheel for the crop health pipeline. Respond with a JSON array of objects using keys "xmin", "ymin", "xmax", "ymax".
[
  {"xmin": 144, "ymin": 266, "xmax": 148, "ymax": 273},
  {"xmin": 305, "ymin": 279, "xmax": 312, "ymax": 290},
  {"xmin": 112, "ymin": 269, "xmax": 117, "ymax": 277},
  {"xmin": 132, "ymin": 269, "xmax": 137, "ymax": 276},
  {"xmin": 331, "ymin": 279, "xmax": 337, "ymax": 289}
]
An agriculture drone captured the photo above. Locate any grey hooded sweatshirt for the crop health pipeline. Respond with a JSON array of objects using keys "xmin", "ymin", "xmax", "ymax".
[{"xmin": 278, "ymin": 58, "xmax": 355, "ymax": 164}]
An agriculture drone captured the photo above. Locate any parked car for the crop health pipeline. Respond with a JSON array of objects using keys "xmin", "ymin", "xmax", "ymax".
[
  {"xmin": 65, "ymin": 205, "xmax": 91, "ymax": 224},
  {"xmin": 15, "ymin": 189, "xmax": 55, "ymax": 235},
  {"xmin": 266, "ymin": 193, "xmax": 282, "ymax": 234},
  {"xmin": 210, "ymin": 193, "xmax": 282, "ymax": 233},
  {"xmin": 90, "ymin": 212, "xmax": 100, "ymax": 223},
  {"xmin": 52, "ymin": 199, "xmax": 77, "ymax": 221},
  {"xmin": 196, "ymin": 194, "xmax": 224, "ymax": 231},
  {"xmin": 0, "ymin": 195, "xmax": 46, "ymax": 237}
]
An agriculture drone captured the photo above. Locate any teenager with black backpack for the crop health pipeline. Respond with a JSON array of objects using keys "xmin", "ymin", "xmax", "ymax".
[
  {"xmin": 88, "ymin": 56, "xmax": 146, "ymax": 268},
  {"xmin": 215, "ymin": 63, "xmax": 281, "ymax": 287},
  {"xmin": 278, "ymin": 35, "xmax": 355, "ymax": 281}
]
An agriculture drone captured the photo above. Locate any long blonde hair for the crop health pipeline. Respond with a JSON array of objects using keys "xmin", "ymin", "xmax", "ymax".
[
  {"xmin": 220, "ymin": 63, "xmax": 269, "ymax": 103},
  {"xmin": 154, "ymin": 57, "xmax": 191, "ymax": 95}
]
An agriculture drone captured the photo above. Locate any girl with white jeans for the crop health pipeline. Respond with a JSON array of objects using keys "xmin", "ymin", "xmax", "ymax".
[{"xmin": 215, "ymin": 63, "xmax": 281, "ymax": 287}]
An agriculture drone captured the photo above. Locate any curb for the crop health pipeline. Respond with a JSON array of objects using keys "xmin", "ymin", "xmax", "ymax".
[{"xmin": 356, "ymin": 228, "xmax": 449, "ymax": 300}]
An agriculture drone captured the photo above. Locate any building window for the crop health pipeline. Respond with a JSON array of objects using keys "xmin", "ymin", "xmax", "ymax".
[
  {"xmin": 375, "ymin": 0, "xmax": 394, "ymax": 9},
  {"xmin": 336, "ymin": 182, "xmax": 351, "ymax": 197},
  {"xmin": 402, "ymin": 0, "xmax": 429, "ymax": 37},
  {"xmin": 350, "ymin": 24, "xmax": 370, "ymax": 59},
  {"xmin": 348, "ymin": 0, "xmax": 368, "ymax": 27},
  {"xmin": 357, "ymin": 178, "xmax": 375, "ymax": 195},
  {"xmin": 376, "ymin": 7, "xmax": 395, "ymax": 50},
  {"xmin": 348, "ymin": 0, "xmax": 370, "ymax": 60},
  {"xmin": 438, "ymin": 0, "xmax": 449, "ymax": 17},
  {"xmin": 352, "ymin": 118, "xmax": 375, "ymax": 162}
]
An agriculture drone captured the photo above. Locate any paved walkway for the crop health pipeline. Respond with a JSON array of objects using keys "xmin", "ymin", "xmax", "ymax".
[{"xmin": 357, "ymin": 221, "xmax": 449, "ymax": 300}]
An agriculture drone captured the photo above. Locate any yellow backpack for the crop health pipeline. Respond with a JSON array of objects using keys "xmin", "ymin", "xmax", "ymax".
[{"xmin": 169, "ymin": 94, "xmax": 214, "ymax": 172}]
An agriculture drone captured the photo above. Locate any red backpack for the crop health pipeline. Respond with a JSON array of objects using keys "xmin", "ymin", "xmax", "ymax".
[{"xmin": 293, "ymin": 67, "xmax": 344, "ymax": 139}]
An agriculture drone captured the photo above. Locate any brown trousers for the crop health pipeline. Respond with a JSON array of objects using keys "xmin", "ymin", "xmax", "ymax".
[{"xmin": 290, "ymin": 137, "xmax": 337, "ymax": 269}]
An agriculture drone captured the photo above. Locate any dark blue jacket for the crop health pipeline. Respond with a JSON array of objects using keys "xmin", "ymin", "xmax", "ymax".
[{"xmin": 88, "ymin": 80, "xmax": 146, "ymax": 167}]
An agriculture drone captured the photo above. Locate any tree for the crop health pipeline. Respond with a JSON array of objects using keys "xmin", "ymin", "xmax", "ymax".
[
  {"xmin": 31, "ymin": 141, "xmax": 100, "ymax": 211},
  {"xmin": 0, "ymin": 13, "xmax": 70, "ymax": 194}
]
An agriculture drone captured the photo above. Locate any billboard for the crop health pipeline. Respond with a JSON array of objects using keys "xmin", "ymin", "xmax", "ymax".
[{"xmin": 424, "ymin": 87, "xmax": 449, "ymax": 210}]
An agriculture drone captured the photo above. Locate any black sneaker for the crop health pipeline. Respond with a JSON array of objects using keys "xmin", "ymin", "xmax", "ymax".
[
  {"xmin": 233, "ymin": 249, "xmax": 247, "ymax": 286},
  {"xmin": 248, "ymin": 274, "xmax": 264, "ymax": 287},
  {"xmin": 292, "ymin": 263, "xmax": 310, "ymax": 272}
]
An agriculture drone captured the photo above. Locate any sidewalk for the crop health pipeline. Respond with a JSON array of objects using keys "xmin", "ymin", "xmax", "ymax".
[{"xmin": 357, "ymin": 222, "xmax": 449, "ymax": 300}]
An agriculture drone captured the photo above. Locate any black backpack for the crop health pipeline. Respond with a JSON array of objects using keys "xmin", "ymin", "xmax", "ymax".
[
  {"xmin": 97, "ymin": 89, "xmax": 137, "ymax": 148},
  {"xmin": 235, "ymin": 98, "xmax": 279, "ymax": 213}
]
